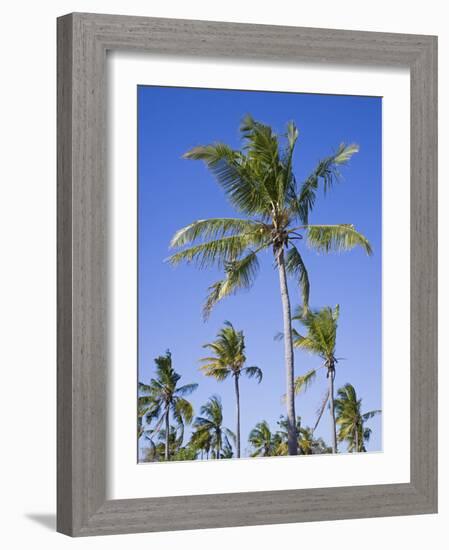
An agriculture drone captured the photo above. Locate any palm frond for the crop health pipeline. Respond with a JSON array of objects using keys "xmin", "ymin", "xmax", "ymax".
[
  {"xmin": 306, "ymin": 224, "xmax": 372, "ymax": 255},
  {"xmin": 203, "ymin": 250, "xmax": 261, "ymax": 318},
  {"xmin": 170, "ymin": 218, "xmax": 264, "ymax": 248},
  {"xmin": 175, "ymin": 383, "xmax": 199, "ymax": 397},
  {"xmin": 138, "ymin": 382, "xmax": 152, "ymax": 393},
  {"xmin": 242, "ymin": 365, "xmax": 263, "ymax": 383},
  {"xmin": 173, "ymin": 397, "xmax": 194, "ymax": 425},
  {"xmin": 293, "ymin": 333, "xmax": 324, "ymax": 354},
  {"xmin": 294, "ymin": 369, "xmax": 317, "ymax": 395},
  {"xmin": 313, "ymin": 390, "xmax": 330, "ymax": 432},
  {"xmin": 167, "ymin": 234, "xmax": 255, "ymax": 269},
  {"xmin": 199, "ymin": 364, "xmax": 231, "ymax": 381},
  {"xmin": 184, "ymin": 142, "xmax": 271, "ymax": 215},
  {"xmin": 362, "ymin": 409, "xmax": 382, "ymax": 420},
  {"xmin": 292, "ymin": 143, "xmax": 359, "ymax": 224},
  {"xmin": 285, "ymin": 245, "xmax": 310, "ymax": 312}
]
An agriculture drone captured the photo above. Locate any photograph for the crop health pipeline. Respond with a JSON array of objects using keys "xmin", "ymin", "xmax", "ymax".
[{"xmin": 137, "ymin": 85, "xmax": 382, "ymax": 463}]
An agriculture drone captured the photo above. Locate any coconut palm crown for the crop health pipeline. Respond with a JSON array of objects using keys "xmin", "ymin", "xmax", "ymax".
[
  {"xmin": 200, "ymin": 321, "xmax": 262, "ymax": 458},
  {"xmin": 168, "ymin": 116, "xmax": 372, "ymax": 455}
]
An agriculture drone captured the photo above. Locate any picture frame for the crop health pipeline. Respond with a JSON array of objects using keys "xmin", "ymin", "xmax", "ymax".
[{"xmin": 57, "ymin": 12, "xmax": 437, "ymax": 536}]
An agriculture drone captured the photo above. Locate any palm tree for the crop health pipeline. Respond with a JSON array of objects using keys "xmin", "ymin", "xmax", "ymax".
[
  {"xmin": 190, "ymin": 426, "xmax": 213, "ymax": 460},
  {"xmin": 248, "ymin": 420, "xmax": 278, "ymax": 457},
  {"xmin": 139, "ymin": 351, "xmax": 198, "ymax": 461},
  {"xmin": 200, "ymin": 321, "xmax": 262, "ymax": 458},
  {"xmin": 293, "ymin": 305, "xmax": 341, "ymax": 453},
  {"xmin": 335, "ymin": 383, "xmax": 381, "ymax": 452},
  {"xmin": 193, "ymin": 395, "xmax": 235, "ymax": 459},
  {"xmin": 168, "ymin": 116, "xmax": 371, "ymax": 455}
]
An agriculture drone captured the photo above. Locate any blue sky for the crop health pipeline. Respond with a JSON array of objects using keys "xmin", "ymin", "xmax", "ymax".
[{"xmin": 138, "ymin": 85, "xmax": 382, "ymax": 459}]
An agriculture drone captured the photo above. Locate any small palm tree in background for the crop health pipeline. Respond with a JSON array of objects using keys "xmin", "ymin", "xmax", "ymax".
[
  {"xmin": 200, "ymin": 321, "xmax": 262, "ymax": 458},
  {"xmin": 169, "ymin": 116, "xmax": 371, "ymax": 455},
  {"xmin": 248, "ymin": 420, "xmax": 279, "ymax": 457},
  {"xmin": 190, "ymin": 426, "xmax": 213, "ymax": 460},
  {"xmin": 193, "ymin": 395, "xmax": 235, "ymax": 459},
  {"xmin": 335, "ymin": 383, "xmax": 381, "ymax": 452},
  {"xmin": 293, "ymin": 305, "xmax": 341, "ymax": 453},
  {"xmin": 139, "ymin": 351, "xmax": 198, "ymax": 461},
  {"xmin": 144, "ymin": 424, "xmax": 184, "ymax": 461},
  {"xmin": 297, "ymin": 426, "xmax": 332, "ymax": 455}
]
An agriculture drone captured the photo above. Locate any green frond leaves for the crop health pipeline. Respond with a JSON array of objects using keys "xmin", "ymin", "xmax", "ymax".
[
  {"xmin": 294, "ymin": 369, "xmax": 317, "ymax": 395},
  {"xmin": 169, "ymin": 218, "xmax": 263, "ymax": 248},
  {"xmin": 362, "ymin": 409, "xmax": 382, "ymax": 420},
  {"xmin": 285, "ymin": 245, "xmax": 310, "ymax": 312},
  {"xmin": 203, "ymin": 251, "xmax": 261, "ymax": 318},
  {"xmin": 243, "ymin": 365, "xmax": 263, "ymax": 383},
  {"xmin": 184, "ymin": 141, "xmax": 272, "ymax": 215},
  {"xmin": 167, "ymin": 234, "xmax": 256, "ymax": 269},
  {"xmin": 173, "ymin": 397, "xmax": 195, "ymax": 425},
  {"xmin": 306, "ymin": 224, "xmax": 372, "ymax": 255},
  {"xmin": 292, "ymin": 143, "xmax": 359, "ymax": 224},
  {"xmin": 175, "ymin": 383, "xmax": 199, "ymax": 397},
  {"xmin": 199, "ymin": 364, "xmax": 231, "ymax": 381}
]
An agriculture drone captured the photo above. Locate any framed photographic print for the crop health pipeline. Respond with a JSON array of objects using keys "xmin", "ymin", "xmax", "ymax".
[{"xmin": 57, "ymin": 13, "xmax": 437, "ymax": 536}]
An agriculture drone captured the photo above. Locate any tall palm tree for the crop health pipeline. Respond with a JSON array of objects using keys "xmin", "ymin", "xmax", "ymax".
[
  {"xmin": 293, "ymin": 305, "xmax": 341, "ymax": 453},
  {"xmin": 248, "ymin": 420, "xmax": 278, "ymax": 457},
  {"xmin": 139, "ymin": 351, "xmax": 198, "ymax": 461},
  {"xmin": 193, "ymin": 395, "xmax": 235, "ymax": 459},
  {"xmin": 200, "ymin": 321, "xmax": 262, "ymax": 458},
  {"xmin": 335, "ymin": 383, "xmax": 381, "ymax": 452},
  {"xmin": 168, "ymin": 116, "xmax": 371, "ymax": 454}
]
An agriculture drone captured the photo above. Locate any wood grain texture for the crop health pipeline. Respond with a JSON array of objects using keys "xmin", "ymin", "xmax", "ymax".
[{"xmin": 57, "ymin": 12, "xmax": 438, "ymax": 537}]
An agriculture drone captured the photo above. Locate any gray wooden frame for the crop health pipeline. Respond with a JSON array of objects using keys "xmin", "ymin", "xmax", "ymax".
[{"xmin": 57, "ymin": 12, "xmax": 438, "ymax": 537}]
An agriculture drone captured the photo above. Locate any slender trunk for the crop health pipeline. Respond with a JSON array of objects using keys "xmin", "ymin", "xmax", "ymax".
[
  {"xmin": 216, "ymin": 431, "xmax": 220, "ymax": 460},
  {"xmin": 234, "ymin": 374, "xmax": 241, "ymax": 458},
  {"xmin": 328, "ymin": 369, "xmax": 337, "ymax": 453},
  {"xmin": 354, "ymin": 419, "xmax": 359, "ymax": 453},
  {"xmin": 164, "ymin": 408, "xmax": 170, "ymax": 461},
  {"xmin": 276, "ymin": 248, "xmax": 297, "ymax": 455}
]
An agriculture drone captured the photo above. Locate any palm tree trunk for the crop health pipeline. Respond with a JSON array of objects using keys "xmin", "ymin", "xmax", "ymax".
[
  {"xmin": 276, "ymin": 248, "xmax": 297, "ymax": 456},
  {"xmin": 354, "ymin": 421, "xmax": 359, "ymax": 453},
  {"xmin": 234, "ymin": 374, "xmax": 241, "ymax": 458},
  {"xmin": 164, "ymin": 408, "xmax": 170, "ymax": 461},
  {"xmin": 328, "ymin": 369, "xmax": 337, "ymax": 453}
]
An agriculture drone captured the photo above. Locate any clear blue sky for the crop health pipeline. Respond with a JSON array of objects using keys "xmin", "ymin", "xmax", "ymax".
[{"xmin": 138, "ymin": 85, "xmax": 382, "ymax": 459}]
